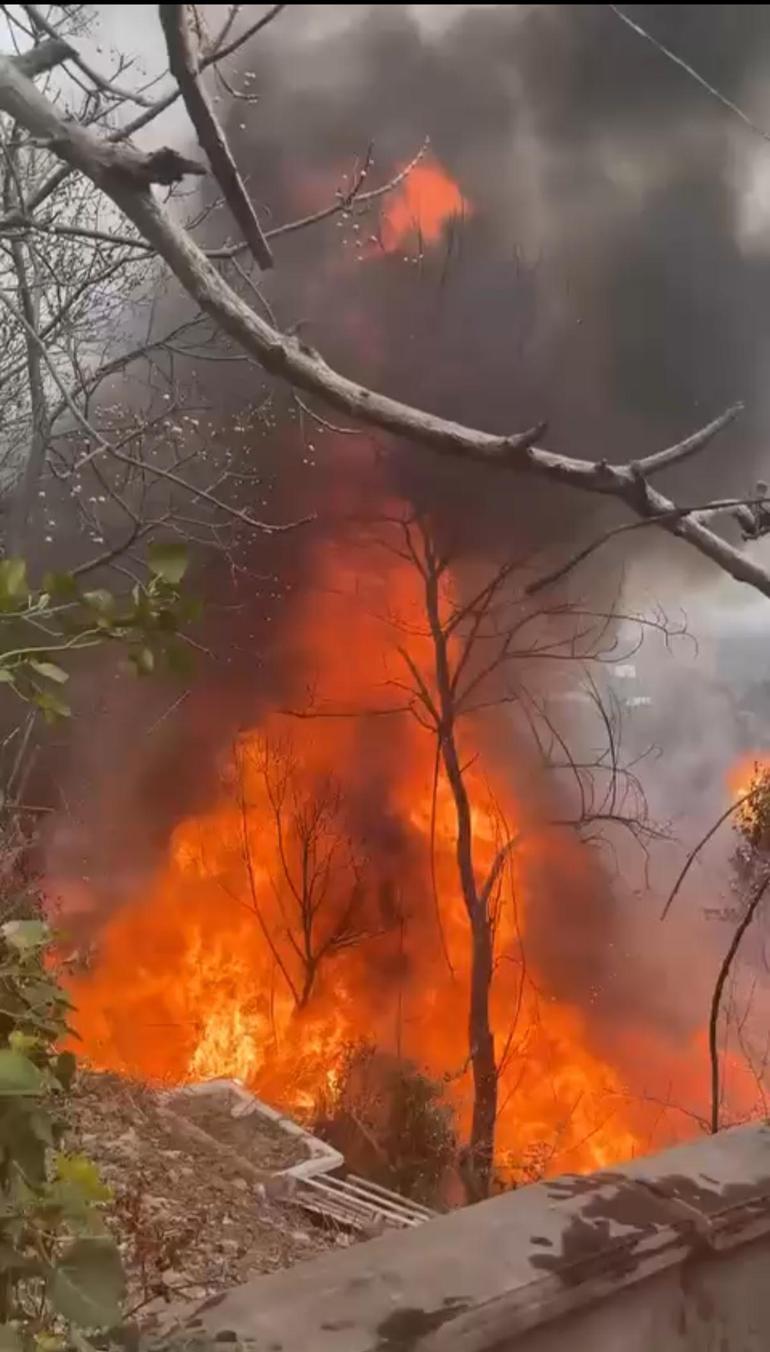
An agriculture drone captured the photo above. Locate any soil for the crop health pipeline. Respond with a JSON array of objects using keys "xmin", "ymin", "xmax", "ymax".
[
  {"xmin": 65, "ymin": 1071, "xmax": 353, "ymax": 1326},
  {"xmin": 167, "ymin": 1088, "xmax": 310, "ymax": 1173}
]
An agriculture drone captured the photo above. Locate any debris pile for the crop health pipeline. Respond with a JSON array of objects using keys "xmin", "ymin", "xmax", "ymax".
[{"xmin": 65, "ymin": 1072, "xmax": 353, "ymax": 1321}]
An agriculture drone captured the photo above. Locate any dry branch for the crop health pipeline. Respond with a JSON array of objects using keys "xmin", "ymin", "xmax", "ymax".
[
  {"xmin": 709, "ymin": 875, "xmax": 770, "ymax": 1133},
  {"xmin": 159, "ymin": 4, "xmax": 273, "ymax": 270}
]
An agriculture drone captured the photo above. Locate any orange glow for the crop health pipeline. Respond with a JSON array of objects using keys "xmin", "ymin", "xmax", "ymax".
[
  {"xmin": 725, "ymin": 752, "xmax": 770, "ymax": 843},
  {"xmin": 727, "ymin": 753, "xmax": 769, "ymax": 798},
  {"xmin": 64, "ymin": 524, "xmax": 661, "ymax": 1184},
  {"xmin": 380, "ymin": 159, "xmax": 469, "ymax": 252}
]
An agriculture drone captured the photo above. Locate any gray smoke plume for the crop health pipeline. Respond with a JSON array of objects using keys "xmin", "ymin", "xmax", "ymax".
[{"xmin": 43, "ymin": 5, "xmax": 770, "ymax": 1105}]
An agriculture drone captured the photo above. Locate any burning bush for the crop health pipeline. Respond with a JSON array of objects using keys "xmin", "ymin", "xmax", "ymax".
[
  {"xmin": 314, "ymin": 1043, "xmax": 457, "ymax": 1206},
  {"xmin": 735, "ymin": 762, "xmax": 770, "ymax": 855}
]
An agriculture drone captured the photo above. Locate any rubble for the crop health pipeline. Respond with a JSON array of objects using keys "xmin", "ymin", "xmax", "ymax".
[
  {"xmin": 65, "ymin": 1072, "xmax": 354, "ymax": 1325},
  {"xmin": 166, "ymin": 1086, "xmax": 310, "ymax": 1174}
]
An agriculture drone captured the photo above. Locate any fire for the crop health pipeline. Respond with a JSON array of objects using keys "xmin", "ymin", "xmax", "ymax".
[
  {"xmin": 726, "ymin": 753, "xmax": 770, "ymax": 844},
  {"xmin": 727, "ymin": 753, "xmax": 769, "ymax": 799},
  {"xmin": 380, "ymin": 158, "xmax": 469, "ymax": 252},
  {"xmin": 61, "ymin": 524, "xmax": 654, "ymax": 1186}
]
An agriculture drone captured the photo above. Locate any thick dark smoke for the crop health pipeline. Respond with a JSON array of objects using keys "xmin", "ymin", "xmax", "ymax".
[{"xmin": 44, "ymin": 5, "xmax": 770, "ymax": 1064}]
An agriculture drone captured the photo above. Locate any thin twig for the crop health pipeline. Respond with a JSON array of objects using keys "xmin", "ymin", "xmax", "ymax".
[
  {"xmin": 709, "ymin": 875, "xmax": 770, "ymax": 1134},
  {"xmin": 609, "ymin": 5, "xmax": 770, "ymax": 144},
  {"xmin": 660, "ymin": 789, "xmax": 756, "ymax": 921}
]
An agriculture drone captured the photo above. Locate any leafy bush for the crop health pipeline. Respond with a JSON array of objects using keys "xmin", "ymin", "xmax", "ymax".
[
  {"xmin": 735, "ymin": 762, "xmax": 770, "ymax": 852},
  {"xmin": 0, "ymin": 543, "xmax": 197, "ymax": 721},
  {"xmin": 315, "ymin": 1043, "xmax": 456, "ymax": 1206},
  {"xmin": 0, "ymin": 918, "xmax": 125, "ymax": 1350}
]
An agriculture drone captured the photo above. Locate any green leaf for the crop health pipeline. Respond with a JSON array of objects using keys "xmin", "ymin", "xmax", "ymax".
[
  {"xmin": 2, "ymin": 919, "xmax": 50, "ymax": 952},
  {"xmin": 32, "ymin": 690, "xmax": 71, "ymax": 723},
  {"xmin": 0, "ymin": 558, "xmax": 28, "ymax": 608},
  {"xmin": 48, "ymin": 1238, "xmax": 125, "ymax": 1329},
  {"xmin": 0, "ymin": 1101, "xmax": 46, "ymax": 1182},
  {"xmin": 54, "ymin": 1154, "xmax": 111, "ymax": 1203},
  {"xmin": 0, "ymin": 1324, "xmax": 22, "ymax": 1351},
  {"xmin": 178, "ymin": 594, "xmax": 203, "ymax": 624},
  {"xmin": 29, "ymin": 661, "xmax": 69, "ymax": 685},
  {"xmin": 54, "ymin": 1050, "xmax": 77, "ymax": 1090},
  {"xmin": 0, "ymin": 1050, "xmax": 45, "ymax": 1096},
  {"xmin": 129, "ymin": 646, "xmax": 154, "ymax": 677},
  {"xmin": 0, "ymin": 669, "xmax": 15, "ymax": 685},
  {"xmin": 42, "ymin": 571, "xmax": 78, "ymax": 600},
  {"xmin": 147, "ymin": 541, "xmax": 188, "ymax": 585},
  {"xmin": 81, "ymin": 590, "xmax": 116, "ymax": 624},
  {"xmin": 8, "ymin": 1031, "xmax": 43, "ymax": 1057}
]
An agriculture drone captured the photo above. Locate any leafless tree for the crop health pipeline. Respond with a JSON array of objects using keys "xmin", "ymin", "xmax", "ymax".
[
  {"xmin": 0, "ymin": 8, "xmax": 766, "ymax": 602},
  {"xmin": 664, "ymin": 762, "xmax": 770, "ymax": 1135},
  {"xmin": 289, "ymin": 512, "xmax": 669, "ymax": 1190},
  {"xmin": 234, "ymin": 733, "xmax": 378, "ymax": 1010},
  {"xmin": 0, "ymin": 8, "xmax": 420, "ymax": 582}
]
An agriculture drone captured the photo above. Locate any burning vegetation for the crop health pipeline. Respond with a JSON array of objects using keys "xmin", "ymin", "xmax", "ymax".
[
  {"xmin": 62, "ymin": 508, "xmax": 660, "ymax": 1197},
  {"xmin": 26, "ymin": 132, "xmax": 770, "ymax": 1205}
]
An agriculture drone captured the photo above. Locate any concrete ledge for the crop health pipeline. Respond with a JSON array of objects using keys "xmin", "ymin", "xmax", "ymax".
[{"xmin": 183, "ymin": 1120, "xmax": 770, "ymax": 1351}]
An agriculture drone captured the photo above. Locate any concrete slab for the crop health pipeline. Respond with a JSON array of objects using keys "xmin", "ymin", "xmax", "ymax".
[
  {"xmin": 613, "ymin": 1120, "xmax": 770, "ymax": 1249},
  {"xmin": 166, "ymin": 1124, "xmax": 770, "ymax": 1351},
  {"xmin": 186, "ymin": 1164, "xmax": 693, "ymax": 1351}
]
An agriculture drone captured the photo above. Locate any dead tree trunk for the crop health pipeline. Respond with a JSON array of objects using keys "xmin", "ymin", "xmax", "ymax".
[
  {"xmin": 468, "ymin": 909, "xmax": 497, "ymax": 1187},
  {"xmin": 423, "ymin": 541, "xmax": 498, "ymax": 1191}
]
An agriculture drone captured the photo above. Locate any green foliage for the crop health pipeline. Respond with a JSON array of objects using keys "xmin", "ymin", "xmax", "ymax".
[
  {"xmin": 316, "ymin": 1043, "xmax": 456, "ymax": 1205},
  {"xmin": 0, "ymin": 918, "xmax": 125, "ymax": 1348},
  {"xmin": 0, "ymin": 547, "xmax": 197, "ymax": 720},
  {"xmin": 735, "ymin": 762, "xmax": 770, "ymax": 853}
]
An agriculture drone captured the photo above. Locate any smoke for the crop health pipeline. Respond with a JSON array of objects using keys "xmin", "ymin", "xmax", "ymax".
[{"xmin": 44, "ymin": 5, "xmax": 770, "ymax": 1099}]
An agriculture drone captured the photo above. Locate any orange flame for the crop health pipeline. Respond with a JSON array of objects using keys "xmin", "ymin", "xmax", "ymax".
[
  {"xmin": 727, "ymin": 752, "xmax": 770, "ymax": 799},
  {"xmin": 380, "ymin": 158, "xmax": 469, "ymax": 253},
  {"xmin": 63, "ymin": 527, "xmax": 654, "ymax": 1182}
]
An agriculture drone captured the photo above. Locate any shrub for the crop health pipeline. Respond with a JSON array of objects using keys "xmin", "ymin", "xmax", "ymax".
[
  {"xmin": 0, "ymin": 918, "xmax": 125, "ymax": 1350},
  {"xmin": 315, "ymin": 1043, "xmax": 456, "ymax": 1206}
]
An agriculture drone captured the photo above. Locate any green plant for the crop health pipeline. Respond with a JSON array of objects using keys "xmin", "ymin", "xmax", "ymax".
[
  {"xmin": 316, "ymin": 1043, "xmax": 456, "ymax": 1206},
  {"xmin": 0, "ymin": 543, "xmax": 198, "ymax": 721},
  {"xmin": 0, "ymin": 917, "xmax": 125, "ymax": 1350}
]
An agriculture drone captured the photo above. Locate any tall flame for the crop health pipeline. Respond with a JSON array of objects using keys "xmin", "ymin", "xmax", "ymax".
[
  {"xmin": 63, "ymin": 528, "xmax": 651, "ymax": 1182},
  {"xmin": 47, "ymin": 153, "xmax": 767, "ymax": 1194}
]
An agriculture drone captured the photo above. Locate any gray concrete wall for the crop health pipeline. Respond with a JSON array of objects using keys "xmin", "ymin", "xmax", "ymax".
[{"xmin": 177, "ymin": 1121, "xmax": 770, "ymax": 1350}]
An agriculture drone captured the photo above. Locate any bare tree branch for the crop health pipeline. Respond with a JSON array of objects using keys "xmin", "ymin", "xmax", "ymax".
[
  {"xmin": 660, "ymin": 789, "xmax": 756, "ymax": 921},
  {"xmin": 633, "ymin": 403, "xmax": 743, "ymax": 475},
  {"xmin": 609, "ymin": 5, "xmax": 770, "ymax": 145},
  {"xmin": 22, "ymin": 4, "xmax": 157, "ymax": 107},
  {"xmin": 159, "ymin": 4, "xmax": 273, "ymax": 270}
]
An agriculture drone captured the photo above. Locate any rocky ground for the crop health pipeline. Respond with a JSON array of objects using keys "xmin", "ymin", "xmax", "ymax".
[{"xmin": 65, "ymin": 1072, "xmax": 355, "ymax": 1326}]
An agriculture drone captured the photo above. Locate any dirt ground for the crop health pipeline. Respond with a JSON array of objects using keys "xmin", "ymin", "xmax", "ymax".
[
  {"xmin": 65, "ymin": 1072, "xmax": 353, "ymax": 1325},
  {"xmin": 168, "ymin": 1087, "xmax": 310, "ymax": 1173}
]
